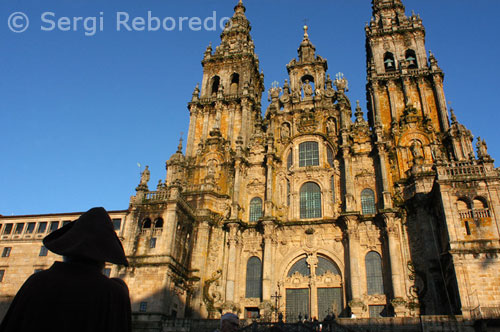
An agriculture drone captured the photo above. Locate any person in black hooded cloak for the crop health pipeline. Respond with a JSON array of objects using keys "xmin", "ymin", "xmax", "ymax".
[{"xmin": 0, "ymin": 207, "xmax": 131, "ymax": 332}]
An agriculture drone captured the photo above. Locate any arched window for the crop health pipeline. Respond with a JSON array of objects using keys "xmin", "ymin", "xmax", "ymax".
[
  {"xmin": 211, "ymin": 76, "xmax": 220, "ymax": 96},
  {"xmin": 142, "ymin": 218, "xmax": 151, "ymax": 229},
  {"xmin": 154, "ymin": 218, "xmax": 163, "ymax": 228},
  {"xmin": 300, "ymin": 182, "xmax": 322, "ymax": 219},
  {"xmin": 249, "ymin": 197, "xmax": 263, "ymax": 222},
  {"xmin": 405, "ymin": 50, "xmax": 417, "ymax": 68},
  {"xmin": 246, "ymin": 256, "xmax": 262, "ymax": 298},
  {"xmin": 299, "ymin": 141, "xmax": 319, "ymax": 167},
  {"xmin": 230, "ymin": 73, "xmax": 239, "ymax": 94},
  {"xmin": 287, "ymin": 257, "xmax": 310, "ymax": 277},
  {"xmin": 473, "ymin": 197, "xmax": 487, "ymax": 210},
  {"xmin": 361, "ymin": 188, "xmax": 376, "ymax": 215},
  {"xmin": 327, "ymin": 146, "xmax": 334, "ymax": 167},
  {"xmin": 365, "ymin": 251, "xmax": 384, "ymax": 295},
  {"xmin": 316, "ymin": 257, "xmax": 340, "ymax": 276},
  {"xmin": 384, "ymin": 52, "xmax": 395, "ymax": 72}
]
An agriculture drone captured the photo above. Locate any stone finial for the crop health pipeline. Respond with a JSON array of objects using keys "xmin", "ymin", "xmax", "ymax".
[
  {"xmin": 449, "ymin": 108, "xmax": 457, "ymax": 125},
  {"xmin": 191, "ymin": 83, "xmax": 200, "ymax": 102},
  {"xmin": 177, "ymin": 136, "xmax": 183, "ymax": 153},
  {"xmin": 303, "ymin": 25, "xmax": 309, "ymax": 39},
  {"xmin": 354, "ymin": 100, "xmax": 364, "ymax": 122}
]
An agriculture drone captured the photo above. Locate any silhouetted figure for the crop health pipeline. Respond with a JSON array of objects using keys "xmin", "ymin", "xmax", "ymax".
[
  {"xmin": 0, "ymin": 207, "xmax": 131, "ymax": 332},
  {"xmin": 214, "ymin": 313, "xmax": 239, "ymax": 332}
]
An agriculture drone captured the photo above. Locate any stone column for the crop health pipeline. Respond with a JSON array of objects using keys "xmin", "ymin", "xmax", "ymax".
[
  {"xmin": 431, "ymin": 74, "xmax": 450, "ymax": 131},
  {"xmin": 416, "ymin": 77, "xmax": 429, "ymax": 117},
  {"xmin": 345, "ymin": 215, "xmax": 365, "ymax": 317},
  {"xmin": 186, "ymin": 107, "xmax": 198, "ymax": 157},
  {"xmin": 386, "ymin": 80, "xmax": 398, "ymax": 122},
  {"xmin": 202, "ymin": 111, "xmax": 209, "ymax": 141},
  {"xmin": 188, "ymin": 222, "xmax": 210, "ymax": 317},
  {"xmin": 401, "ymin": 77, "xmax": 413, "ymax": 107},
  {"xmin": 231, "ymin": 158, "xmax": 242, "ymax": 220},
  {"xmin": 262, "ymin": 221, "xmax": 274, "ymax": 301},
  {"xmin": 162, "ymin": 201, "xmax": 179, "ymax": 257},
  {"xmin": 384, "ymin": 213, "xmax": 407, "ymax": 317},
  {"xmin": 225, "ymin": 222, "xmax": 239, "ymax": 302},
  {"xmin": 370, "ymin": 84, "xmax": 382, "ymax": 124},
  {"xmin": 342, "ymin": 146, "xmax": 356, "ymax": 212},
  {"xmin": 265, "ymin": 148, "xmax": 274, "ymax": 217},
  {"xmin": 240, "ymin": 98, "xmax": 249, "ymax": 146},
  {"xmin": 376, "ymin": 141, "xmax": 393, "ymax": 209}
]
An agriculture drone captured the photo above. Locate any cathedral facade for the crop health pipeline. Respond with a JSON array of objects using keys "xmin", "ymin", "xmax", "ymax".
[{"xmin": 1, "ymin": 0, "xmax": 500, "ymax": 326}]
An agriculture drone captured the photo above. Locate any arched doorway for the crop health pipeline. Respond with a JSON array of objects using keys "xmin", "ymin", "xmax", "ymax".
[{"xmin": 283, "ymin": 255, "xmax": 343, "ymax": 322}]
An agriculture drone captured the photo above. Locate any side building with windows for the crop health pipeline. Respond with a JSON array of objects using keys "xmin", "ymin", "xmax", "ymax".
[{"xmin": 1, "ymin": 0, "xmax": 500, "ymax": 328}]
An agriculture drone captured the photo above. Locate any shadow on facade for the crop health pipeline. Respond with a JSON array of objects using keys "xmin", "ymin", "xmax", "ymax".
[{"xmin": 403, "ymin": 190, "xmax": 461, "ymax": 316}]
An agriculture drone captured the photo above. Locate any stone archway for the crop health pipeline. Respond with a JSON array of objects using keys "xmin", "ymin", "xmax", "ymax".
[{"xmin": 282, "ymin": 254, "xmax": 343, "ymax": 322}]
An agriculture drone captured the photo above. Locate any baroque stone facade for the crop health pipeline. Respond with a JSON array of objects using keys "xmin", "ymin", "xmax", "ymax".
[{"xmin": 1, "ymin": 0, "xmax": 499, "ymax": 327}]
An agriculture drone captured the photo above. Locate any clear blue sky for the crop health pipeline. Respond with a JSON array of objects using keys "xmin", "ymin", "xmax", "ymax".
[{"xmin": 1, "ymin": 0, "xmax": 499, "ymax": 215}]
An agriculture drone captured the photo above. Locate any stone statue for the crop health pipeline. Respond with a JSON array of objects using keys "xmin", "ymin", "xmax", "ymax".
[
  {"xmin": 140, "ymin": 166, "xmax": 150, "ymax": 186},
  {"xmin": 476, "ymin": 137, "xmax": 489, "ymax": 159},
  {"xmin": 281, "ymin": 123, "xmax": 290, "ymax": 139},
  {"xmin": 327, "ymin": 118, "xmax": 336, "ymax": 136},
  {"xmin": 302, "ymin": 79, "xmax": 313, "ymax": 97},
  {"xmin": 410, "ymin": 140, "xmax": 424, "ymax": 163}
]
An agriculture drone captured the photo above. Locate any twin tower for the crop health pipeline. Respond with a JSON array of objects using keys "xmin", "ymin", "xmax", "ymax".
[{"xmin": 129, "ymin": 0, "xmax": 500, "ymax": 324}]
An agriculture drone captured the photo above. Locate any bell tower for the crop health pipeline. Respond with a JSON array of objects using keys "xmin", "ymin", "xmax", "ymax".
[
  {"xmin": 365, "ymin": 0, "xmax": 452, "ymax": 180},
  {"xmin": 185, "ymin": 0, "xmax": 264, "ymax": 157}
]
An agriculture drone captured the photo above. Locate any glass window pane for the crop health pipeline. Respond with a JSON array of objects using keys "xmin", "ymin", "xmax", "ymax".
[
  {"xmin": 249, "ymin": 197, "xmax": 263, "ymax": 222},
  {"xmin": 2, "ymin": 247, "xmax": 11, "ymax": 257},
  {"xmin": 112, "ymin": 219, "xmax": 122, "ymax": 230},
  {"xmin": 287, "ymin": 258, "xmax": 310, "ymax": 277},
  {"xmin": 39, "ymin": 246, "xmax": 48, "ymax": 257},
  {"xmin": 26, "ymin": 223, "xmax": 36, "ymax": 234},
  {"xmin": 299, "ymin": 142, "xmax": 319, "ymax": 167},
  {"xmin": 14, "ymin": 223, "xmax": 24, "ymax": 234},
  {"xmin": 37, "ymin": 222, "xmax": 47, "ymax": 233},
  {"xmin": 3, "ymin": 224, "xmax": 12, "ymax": 235},
  {"xmin": 0, "ymin": 270, "xmax": 4, "ymax": 282},
  {"xmin": 286, "ymin": 288, "xmax": 309, "ymax": 322},
  {"xmin": 361, "ymin": 189, "xmax": 376, "ymax": 215},
  {"xmin": 366, "ymin": 251, "xmax": 384, "ymax": 295},
  {"xmin": 327, "ymin": 147, "xmax": 334, "ymax": 167},
  {"xmin": 246, "ymin": 256, "xmax": 262, "ymax": 298},
  {"xmin": 316, "ymin": 257, "xmax": 340, "ymax": 276},
  {"xmin": 300, "ymin": 182, "xmax": 322, "ymax": 219},
  {"xmin": 49, "ymin": 222, "xmax": 59, "ymax": 233},
  {"xmin": 287, "ymin": 150, "xmax": 293, "ymax": 170}
]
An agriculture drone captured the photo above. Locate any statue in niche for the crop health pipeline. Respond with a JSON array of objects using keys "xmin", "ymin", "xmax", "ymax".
[
  {"xmin": 326, "ymin": 118, "xmax": 336, "ymax": 136},
  {"xmin": 139, "ymin": 166, "xmax": 150, "ymax": 186},
  {"xmin": 207, "ymin": 160, "xmax": 217, "ymax": 178},
  {"xmin": 410, "ymin": 140, "xmax": 424, "ymax": 164},
  {"xmin": 281, "ymin": 123, "xmax": 290, "ymax": 140},
  {"xmin": 302, "ymin": 79, "xmax": 313, "ymax": 98}
]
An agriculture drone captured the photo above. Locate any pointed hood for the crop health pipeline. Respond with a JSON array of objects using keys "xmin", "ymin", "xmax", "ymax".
[{"xmin": 43, "ymin": 207, "xmax": 128, "ymax": 266}]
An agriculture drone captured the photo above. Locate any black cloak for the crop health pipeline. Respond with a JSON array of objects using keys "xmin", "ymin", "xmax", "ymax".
[
  {"xmin": 0, "ymin": 261, "xmax": 131, "ymax": 332},
  {"xmin": 0, "ymin": 207, "xmax": 131, "ymax": 332}
]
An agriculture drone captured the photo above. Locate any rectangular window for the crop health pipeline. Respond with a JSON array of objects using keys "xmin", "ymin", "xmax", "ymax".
[
  {"xmin": 299, "ymin": 141, "xmax": 319, "ymax": 167},
  {"xmin": 245, "ymin": 308, "xmax": 260, "ymax": 319},
  {"xmin": 139, "ymin": 302, "xmax": 148, "ymax": 312},
  {"xmin": 465, "ymin": 221, "xmax": 471, "ymax": 235},
  {"xmin": 2, "ymin": 247, "xmax": 12, "ymax": 257},
  {"xmin": 49, "ymin": 221, "xmax": 59, "ymax": 233},
  {"xmin": 112, "ymin": 219, "xmax": 122, "ymax": 231},
  {"xmin": 3, "ymin": 224, "xmax": 13, "ymax": 235},
  {"xmin": 14, "ymin": 223, "xmax": 24, "ymax": 234},
  {"xmin": 0, "ymin": 270, "xmax": 4, "ymax": 282},
  {"xmin": 287, "ymin": 180, "xmax": 291, "ymax": 207},
  {"xmin": 26, "ymin": 222, "xmax": 36, "ymax": 234},
  {"xmin": 150, "ymin": 237, "xmax": 157, "ymax": 248},
  {"xmin": 39, "ymin": 246, "xmax": 48, "ymax": 257},
  {"xmin": 103, "ymin": 268, "xmax": 111, "ymax": 277},
  {"xmin": 34, "ymin": 269, "xmax": 43, "ymax": 274},
  {"xmin": 62, "ymin": 220, "xmax": 71, "ymax": 227},
  {"xmin": 37, "ymin": 222, "xmax": 48, "ymax": 233}
]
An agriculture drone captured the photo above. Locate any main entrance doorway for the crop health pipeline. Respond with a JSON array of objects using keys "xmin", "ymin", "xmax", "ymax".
[{"xmin": 284, "ymin": 255, "xmax": 343, "ymax": 322}]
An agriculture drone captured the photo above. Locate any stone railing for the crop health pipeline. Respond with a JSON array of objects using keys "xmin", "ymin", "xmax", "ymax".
[
  {"xmin": 143, "ymin": 191, "xmax": 169, "ymax": 202},
  {"xmin": 435, "ymin": 160, "xmax": 495, "ymax": 181},
  {"xmin": 458, "ymin": 209, "xmax": 491, "ymax": 220}
]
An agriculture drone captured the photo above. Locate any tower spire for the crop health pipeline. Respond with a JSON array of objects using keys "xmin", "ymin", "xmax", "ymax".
[{"xmin": 371, "ymin": 0, "xmax": 406, "ymax": 28}]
